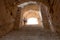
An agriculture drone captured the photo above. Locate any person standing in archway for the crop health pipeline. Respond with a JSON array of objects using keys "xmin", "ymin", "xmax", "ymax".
[{"xmin": 23, "ymin": 17, "xmax": 27, "ymax": 25}]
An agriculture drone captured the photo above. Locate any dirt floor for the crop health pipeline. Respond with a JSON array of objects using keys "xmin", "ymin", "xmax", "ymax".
[{"xmin": 0, "ymin": 26, "xmax": 60, "ymax": 40}]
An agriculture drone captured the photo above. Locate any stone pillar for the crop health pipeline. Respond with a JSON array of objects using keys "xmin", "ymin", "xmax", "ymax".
[
  {"xmin": 41, "ymin": 3, "xmax": 50, "ymax": 31},
  {"xmin": 14, "ymin": 8, "xmax": 21, "ymax": 30}
]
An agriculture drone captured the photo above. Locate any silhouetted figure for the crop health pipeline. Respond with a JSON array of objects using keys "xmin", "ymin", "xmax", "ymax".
[{"xmin": 23, "ymin": 18, "xmax": 27, "ymax": 25}]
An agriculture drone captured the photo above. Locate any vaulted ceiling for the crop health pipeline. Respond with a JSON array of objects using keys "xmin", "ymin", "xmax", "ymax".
[{"xmin": 0, "ymin": 0, "xmax": 60, "ymax": 37}]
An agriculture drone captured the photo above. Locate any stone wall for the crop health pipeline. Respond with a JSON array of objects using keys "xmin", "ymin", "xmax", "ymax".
[
  {"xmin": 0, "ymin": 0, "xmax": 15, "ymax": 37},
  {"xmin": 52, "ymin": 0, "xmax": 60, "ymax": 33},
  {"xmin": 0, "ymin": 0, "xmax": 60, "ymax": 37}
]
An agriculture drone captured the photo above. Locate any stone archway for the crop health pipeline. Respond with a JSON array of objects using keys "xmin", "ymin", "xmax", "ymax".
[
  {"xmin": 17, "ymin": 1, "xmax": 55, "ymax": 32},
  {"xmin": 18, "ymin": 3, "xmax": 44, "ymax": 28}
]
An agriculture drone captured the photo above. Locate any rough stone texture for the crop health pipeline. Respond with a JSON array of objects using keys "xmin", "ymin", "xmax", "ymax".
[
  {"xmin": 52, "ymin": 0, "xmax": 60, "ymax": 33},
  {"xmin": 0, "ymin": 0, "xmax": 14, "ymax": 37},
  {"xmin": 0, "ymin": 0, "xmax": 60, "ymax": 37},
  {"xmin": 0, "ymin": 26, "xmax": 60, "ymax": 40}
]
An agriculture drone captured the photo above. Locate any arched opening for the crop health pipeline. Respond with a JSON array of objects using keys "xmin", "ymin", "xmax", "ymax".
[
  {"xmin": 22, "ymin": 9, "xmax": 43, "ymax": 27},
  {"xmin": 17, "ymin": 1, "xmax": 55, "ymax": 32},
  {"xmin": 23, "ymin": 8, "xmax": 43, "ymax": 26},
  {"xmin": 17, "ymin": 1, "xmax": 44, "ymax": 28},
  {"xmin": 26, "ymin": 17, "xmax": 38, "ymax": 25}
]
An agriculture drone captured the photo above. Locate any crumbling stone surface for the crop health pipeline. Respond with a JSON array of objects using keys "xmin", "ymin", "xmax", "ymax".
[
  {"xmin": 0, "ymin": 0, "xmax": 14, "ymax": 37},
  {"xmin": 0, "ymin": 0, "xmax": 60, "ymax": 37}
]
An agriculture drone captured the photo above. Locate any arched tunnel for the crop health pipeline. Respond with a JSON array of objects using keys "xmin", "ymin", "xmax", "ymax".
[{"xmin": 0, "ymin": 0, "xmax": 60, "ymax": 40}]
